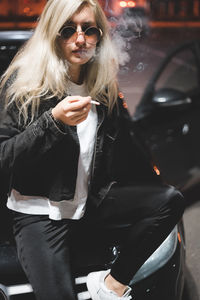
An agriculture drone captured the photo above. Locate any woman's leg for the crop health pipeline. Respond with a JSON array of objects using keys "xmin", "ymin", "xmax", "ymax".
[
  {"xmin": 86, "ymin": 185, "xmax": 185, "ymax": 285},
  {"xmin": 13, "ymin": 213, "xmax": 78, "ymax": 300}
]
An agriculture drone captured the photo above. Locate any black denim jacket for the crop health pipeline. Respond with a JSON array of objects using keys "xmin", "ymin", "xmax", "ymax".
[{"xmin": 0, "ymin": 91, "xmax": 160, "ymax": 206}]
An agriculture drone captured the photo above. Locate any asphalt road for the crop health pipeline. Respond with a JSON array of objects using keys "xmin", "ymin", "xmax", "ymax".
[
  {"xmin": 118, "ymin": 25, "xmax": 200, "ymax": 299},
  {"xmin": 183, "ymin": 198, "xmax": 200, "ymax": 300}
]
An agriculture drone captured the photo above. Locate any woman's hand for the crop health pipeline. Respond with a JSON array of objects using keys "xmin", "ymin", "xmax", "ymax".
[{"xmin": 51, "ymin": 95, "xmax": 92, "ymax": 126}]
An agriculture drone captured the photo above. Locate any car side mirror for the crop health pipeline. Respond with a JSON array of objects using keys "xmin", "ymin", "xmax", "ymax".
[{"xmin": 152, "ymin": 88, "xmax": 192, "ymax": 108}]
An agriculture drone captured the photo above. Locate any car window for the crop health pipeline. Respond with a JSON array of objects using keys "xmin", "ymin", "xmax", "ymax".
[
  {"xmin": 0, "ymin": 44, "xmax": 19, "ymax": 76},
  {"xmin": 155, "ymin": 48, "xmax": 199, "ymax": 93}
]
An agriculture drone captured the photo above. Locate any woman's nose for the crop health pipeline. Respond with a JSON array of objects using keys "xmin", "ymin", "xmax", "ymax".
[{"xmin": 75, "ymin": 32, "xmax": 86, "ymax": 45}]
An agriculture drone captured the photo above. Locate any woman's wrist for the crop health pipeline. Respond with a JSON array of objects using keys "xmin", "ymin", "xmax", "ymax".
[{"xmin": 49, "ymin": 108, "xmax": 65, "ymax": 130}]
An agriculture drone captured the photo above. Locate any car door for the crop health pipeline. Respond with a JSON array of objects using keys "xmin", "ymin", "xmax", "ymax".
[
  {"xmin": 133, "ymin": 40, "xmax": 200, "ymax": 191},
  {"xmin": 0, "ymin": 31, "xmax": 32, "ymax": 76}
]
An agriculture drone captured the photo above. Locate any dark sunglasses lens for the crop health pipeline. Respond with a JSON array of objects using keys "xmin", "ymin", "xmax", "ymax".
[
  {"xmin": 85, "ymin": 27, "xmax": 101, "ymax": 43},
  {"xmin": 60, "ymin": 27, "xmax": 76, "ymax": 39}
]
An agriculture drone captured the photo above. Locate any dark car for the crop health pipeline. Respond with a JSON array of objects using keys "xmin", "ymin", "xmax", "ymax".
[
  {"xmin": 0, "ymin": 31, "xmax": 32, "ymax": 76},
  {"xmin": 133, "ymin": 39, "xmax": 200, "ymax": 195},
  {"xmin": 0, "ymin": 31, "xmax": 186, "ymax": 300}
]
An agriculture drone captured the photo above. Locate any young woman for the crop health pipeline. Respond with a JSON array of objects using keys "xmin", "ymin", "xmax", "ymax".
[{"xmin": 0, "ymin": 0, "xmax": 185, "ymax": 299}]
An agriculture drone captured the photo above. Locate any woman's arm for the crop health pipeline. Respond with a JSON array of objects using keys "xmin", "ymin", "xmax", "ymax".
[
  {"xmin": 0, "ymin": 103, "xmax": 67, "ymax": 174},
  {"xmin": 0, "ymin": 76, "xmax": 92, "ymax": 174}
]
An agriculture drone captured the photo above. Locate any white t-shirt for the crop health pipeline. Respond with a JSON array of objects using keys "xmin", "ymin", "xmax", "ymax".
[{"xmin": 7, "ymin": 81, "xmax": 98, "ymax": 220}]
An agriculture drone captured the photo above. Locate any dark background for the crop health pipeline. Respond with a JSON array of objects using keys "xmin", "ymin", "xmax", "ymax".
[{"xmin": 1, "ymin": 0, "xmax": 200, "ymax": 298}]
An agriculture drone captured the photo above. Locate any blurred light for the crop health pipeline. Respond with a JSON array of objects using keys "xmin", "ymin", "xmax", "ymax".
[
  {"xmin": 118, "ymin": 92, "xmax": 124, "ymax": 99},
  {"xmin": 123, "ymin": 101, "xmax": 128, "ymax": 109},
  {"xmin": 177, "ymin": 232, "xmax": 182, "ymax": 243},
  {"xmin": 119, "ymin": 1, "xmax": 127, "ymax": 7},
  {"xmin": 127, "ymin": 1, "xmax": 136, "ymax": 7},
  {"xmin": 153, "ymin": 165, "xmax": 160, "ymax": 175},
  {"xmin": 23, "ymin": 7, "xmax": 31, "ymax": 14}
]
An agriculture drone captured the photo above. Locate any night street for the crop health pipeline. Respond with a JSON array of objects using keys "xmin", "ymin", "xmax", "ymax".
[
  {"xmin": 1, "ymin": 0, "xmax": 200, "ymax": 299},
  {"xmin": 119, "ymin": 26, "xmax": 200, "ymax": 299}
]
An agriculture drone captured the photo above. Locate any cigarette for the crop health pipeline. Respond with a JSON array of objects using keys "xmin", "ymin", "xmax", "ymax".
[{"xmin": 91, "ymin": 100, "xmax": 100, "ymax": 105}]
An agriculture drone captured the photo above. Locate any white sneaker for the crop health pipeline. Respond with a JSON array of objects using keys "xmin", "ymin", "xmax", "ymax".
[{"xmin": 86, "ymin": 270, "xmax": 132, "ymax": 300}]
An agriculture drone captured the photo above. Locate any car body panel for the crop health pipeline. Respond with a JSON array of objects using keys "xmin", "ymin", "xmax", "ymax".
[{"xmin": 0, "ymin": 31, "xmax": 32, "ymax": 75}]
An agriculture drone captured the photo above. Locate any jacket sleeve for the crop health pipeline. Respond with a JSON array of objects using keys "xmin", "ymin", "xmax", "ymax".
[
  {"xmin": 0, "ymin": 98, "xmax": 67, "ymax": 174},
  {"xmin": 111, "ymin": 96, "xmax": 161, "ymax": 185}
]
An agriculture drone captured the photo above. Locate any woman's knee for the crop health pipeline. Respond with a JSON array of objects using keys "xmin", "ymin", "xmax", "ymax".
[
  {"xmin": 171, "ymin": 189, "xmax": 185, "ymax": 217},
  {"xmin": 160, "ymin": 189, "xmax": 185, "ymax": 224}
]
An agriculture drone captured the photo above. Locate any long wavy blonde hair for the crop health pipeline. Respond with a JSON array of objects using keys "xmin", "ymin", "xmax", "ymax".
[{"xmin": 0, "ymin": 0, "xmax": 119, "ymax": 124}]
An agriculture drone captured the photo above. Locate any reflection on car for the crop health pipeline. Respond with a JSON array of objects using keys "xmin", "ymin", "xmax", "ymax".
[{"xmin": 0, "ymin": 30, "xmax": 186, "ymax": 300}]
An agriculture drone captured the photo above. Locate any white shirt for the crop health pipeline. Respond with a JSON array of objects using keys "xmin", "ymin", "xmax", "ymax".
[{"xmin": 7, "ymin": 81, "xmax": 98, "ymax": 220}]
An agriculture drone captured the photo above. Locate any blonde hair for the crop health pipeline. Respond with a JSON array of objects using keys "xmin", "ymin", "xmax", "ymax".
[{"xmin": 0, "ymin": 0, "xmax": 119, "ymax": 124}]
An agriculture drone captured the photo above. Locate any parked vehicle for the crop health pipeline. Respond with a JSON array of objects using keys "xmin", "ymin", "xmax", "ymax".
[
  {"xmin": 0, "ymin": 30, "xmax": 186, "ymax": 300},
  {"xmin": 133, "ymin": 39, "xmax": 200, "ymax": 195},
  {"xmin": 0, "ymin": 31, "xmax": 32, "ymax": 76}
]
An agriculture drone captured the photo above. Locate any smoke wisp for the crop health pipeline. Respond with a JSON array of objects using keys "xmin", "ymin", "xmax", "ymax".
[{"xmin": 110, "ymin": 11, "xmax": 144, "ymax": 66}]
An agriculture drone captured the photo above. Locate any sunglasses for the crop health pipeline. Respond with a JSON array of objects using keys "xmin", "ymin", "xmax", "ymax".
[{"xmin": 58, "ymin": 26, "xmax": 102, "ymax": 44}]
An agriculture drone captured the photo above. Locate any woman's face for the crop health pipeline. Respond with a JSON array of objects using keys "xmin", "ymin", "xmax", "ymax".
[{"xmin": 58, "ymin": 5, "xmax": 98, "ymax": 67}]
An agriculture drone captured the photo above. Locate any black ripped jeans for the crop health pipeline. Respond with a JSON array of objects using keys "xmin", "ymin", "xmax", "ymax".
[{"xmin": 13, "ymin": 184, "xmax": 185, "ymax": 300}]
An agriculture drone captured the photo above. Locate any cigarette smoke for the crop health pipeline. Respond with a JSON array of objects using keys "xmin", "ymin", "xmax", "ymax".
[
  {"xmin": 103, "ymin": 1, "xmax": 144, "ymax": 66},
  {"xmin": 111, "ymin": 14, "xmax": 143, "ymax": 66}
]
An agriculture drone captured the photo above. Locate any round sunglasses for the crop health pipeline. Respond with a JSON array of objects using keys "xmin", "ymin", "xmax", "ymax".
[{"xmin": 58, "ymin": 26, "xmax": 102, "ymax": 44}]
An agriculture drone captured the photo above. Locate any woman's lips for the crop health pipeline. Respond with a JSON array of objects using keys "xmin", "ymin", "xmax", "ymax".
[
  {"xmin": 72, "ymin": 49, "xmax": 88, "ymax": 57},
  {"xmin": 72, "ymin": 48, "xmax": 95, "ymax": 59}
]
